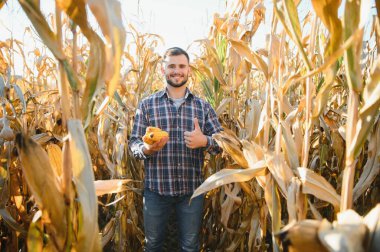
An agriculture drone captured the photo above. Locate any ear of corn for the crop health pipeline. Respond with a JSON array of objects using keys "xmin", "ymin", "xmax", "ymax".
[
  {"xmin": 142, "ymin": 127, "xmax": 169, "ymax": 145},
  {"xmin": 146, "ymin": 126, "xmax": 162, "ymax": 132},
  {"xmin": 142, "ymin": 135, "xmax": 155, "ymax": 145},
  {"xmin": 147, "ymin": 131, "xmax": 169, "ymax": 141},
  {"xmin": 15, "ymin": 133, "xmax": 66, "ymax": 249}
]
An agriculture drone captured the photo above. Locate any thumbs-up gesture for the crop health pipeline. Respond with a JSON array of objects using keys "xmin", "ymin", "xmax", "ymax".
[{"xmin": 184, "ymin": 118, "xmax": 208, "ymax": 149}]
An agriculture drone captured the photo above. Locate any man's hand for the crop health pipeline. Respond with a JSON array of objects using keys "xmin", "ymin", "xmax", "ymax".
[
  {"xmin": 184, "ymin": 118, "xmax": 207, "ymax": 149},
  {"xmin": 143, "ymin": 136, "xmax": 169, "ymax": 155}
]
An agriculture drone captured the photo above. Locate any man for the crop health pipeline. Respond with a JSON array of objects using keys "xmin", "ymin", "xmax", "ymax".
[{"xmin": 129, "ymin": 47, "xmax": 223, "ymax": 252}]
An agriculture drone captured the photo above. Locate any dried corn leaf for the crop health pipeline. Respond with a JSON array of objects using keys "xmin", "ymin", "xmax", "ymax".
[
  {"xmin": 318, "ymin": 210, "xmax": 367, "ymax": 252},
  {"xmin": 19, "ymin": 0, "xmax": 80, "ymax": 93},
  {"xmin": 0, "ymin": 1, "xmax": 6, "ymax": 9},
  {"xmin": 308, "ymin": 199, "xmax": 323, "ymax": 220},
  {"xmin": 11, "ymin": 84, "xmax": 26, "ymax": 113},
  {"xmin": 292, "ymin": 118, "xmax": 303, "ymax": 159},
  {"xmin": 97, "ymin": 116, "xmax": 116, "ymax": 175},
  {"xmin": 270, "ymin": 179, "xmax": 281, "ymax": 251},
  {"xmin": 191, "ymin": 160, "xmax": 266, "ymax": 199},
  {"xmin": 312, "ymin": 69, "xmax": 335, "ymax": 118},
  {"xmin": 0, "ymin": 75, "xmax": 5, "ymax": 98},
  {"xmin": 331, "ymin": 128, "xmax": 345, "ymax": 169},
  {"xmin": 353, "ymin": 121, "xmax": 380, "ymax": 201},
  {"xmin": 268, "ymin": 34, "xmax": 280, "ymax": 76},
  {"xmin": 114, "ymin": 128, "xmax": 127, "ymax": 169},
  {"xmin": 81, "ymin": 36, "xmax": 106, "ymax": 124},
  {"xmin": 94, "ymin": 179, "xmax": 134, "ymax": 196},
  {"xmin": 200, "ymin": 40, "xmax": 227, "ymax": 86},
  {"xmin": 274, "ymin": 0, "xmax": 311, "ymax": 70},
  {"xmin": 101, "ymin": 218, "xmax": 116, "ymax": 248},
  {"xmin": 350, "ymin": 60, "xmax": 380, "ymax": 158},
  {"xmin": 0, "ymin": 208, "xmax": 27, "ymax": 235},
  {"xmin": 244, "ymin": 99, "xmax": 261, "ymax": 141},
  {"xmin": 56, "ymin": 0, "xmax": 91, "ymax": 35},
  {"xmin": 68, "ymin": 120, "xmax": 101, "ymax": 252},
  {"xmin": 281, "ymin": 121, "xmax": 300, "ymax": 170},
  {"xmin": 242, "ymin": 140, "xmax": 265, "ymax": 166},
  {"xmin": 363, "ymin": 204, "xmax": 380, "ymax": 252},
  {"xmin": 291, "ymin": 27, "xmax": 362, "ymax": 85},
  {"xmin": 225, "ymin": 203, "xmax": 254, "ymax": 251},
  {"xmin": 283, "ymin": 0, "xmax": 302, "ymax": 40},
  {"xmin": 298, "ymin": 167, "xmax": 340, "ymax": 207},
  {"xmin": 215, "ymin": 98, "xmax": 232, "ymax": 116},
  {"xmin": 247, "ymin": 210, "xmax": 260, "ymax": 252},
  {"xmin": 15, "ymin": 133, "xmax": 66, "ymax": 248},
  {"xmin": 57, "ymin": 0, "xmax": 107, "ymax": 123},
  {"xmin": 234, "ymin": 59, "xmax": 251, "ymax": 88},
  {"xmin": 265, "ymin": 153, "xmax": 294, "ymax": 196},
  {"xmin": 287, "ymin": 177, "xmax": 306, "ymax": 222},
  {"xmin": 27, "ymin": 211, "xmax": 43, "ymax": 252},
  {"xmin": 227, "ymin": 44, "xmax": 242, "ymax": 73},
  {"xmin": 343, "ymin": 0, "xmax": 362, "ymax": 92},
  {"xmin": 282, "ymin": 72, "xmax": 302, "ymax": 95},
  {"xmin": 229, "ymin": 39, "xmax": 268, "ymax": 79},
  {"xmin": 88, "ymin": 0, "xmax": 126, "ymax": 97},
  {"xmin": 19, "ymin": 0, "xmax": 65, "ymax": 60},
  {"xmin": 213, "ymin": 130, "xmax": 249, "ymax": 168},
  {"xmin": 311, "ymin": 0, "xmax": 342, "ymax": 55},
  {"xmin": 220, "ymin": 184, "xmax": 241, "ymax": 231}
]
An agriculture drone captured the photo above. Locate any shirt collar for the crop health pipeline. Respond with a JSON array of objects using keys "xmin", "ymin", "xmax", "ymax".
[{"xmin": 159, "ymin": 87, "xmax": 194, "ymax": 100}]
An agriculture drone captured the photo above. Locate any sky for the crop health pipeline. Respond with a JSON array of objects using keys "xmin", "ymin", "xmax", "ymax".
[
  {"xmin": 122, "ymin": 0, "xmax": 229, "ymax": 53},
  {"xmin": 1, "ymin": 0, "xmax": 261, "ymax": 74},
  {"xmin": 0, "ymin": 0, "xmax": 228, "ymax": 40},
  {"xmin": 1, "ymin": 0, "xmax": 377, "ymax": 80}
]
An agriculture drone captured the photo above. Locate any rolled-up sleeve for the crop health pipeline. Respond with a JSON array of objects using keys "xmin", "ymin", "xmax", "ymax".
[{"xmin": 129, "ymin": 101, "xmax": 149, "ymax": 160}]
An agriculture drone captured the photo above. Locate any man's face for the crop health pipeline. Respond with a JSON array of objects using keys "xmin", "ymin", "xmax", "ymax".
[{"xmin": 162, "ymin": 54, "xmax": 190, "ymax": 88}]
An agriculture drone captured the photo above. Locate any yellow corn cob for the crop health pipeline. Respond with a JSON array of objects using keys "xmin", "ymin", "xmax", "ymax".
[
  {"xmin": 142, "ymin": 135, "xmax": 155, "ymax": 145},
  {"xmin": 142, "ymin": 127, "xmax": 169, "ymax": 145},
  {"xmin": 15, "ymin": 133, "xmax": 66, "ymax": 244},
  {"xmin": 146, "ymin": 126, "xmax": 162, "ymax": 133},
  {"xmin": 147, "ymin": 131, "xmax": 169, "ymax": 142}
]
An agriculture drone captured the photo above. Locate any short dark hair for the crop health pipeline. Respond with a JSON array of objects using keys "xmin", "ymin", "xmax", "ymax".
[{"xmin": 163, "ymin": 47, "xmax": 189, "ymax": 63}]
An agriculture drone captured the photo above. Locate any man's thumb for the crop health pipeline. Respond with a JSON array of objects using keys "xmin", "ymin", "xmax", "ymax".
[{"xmin": 193, "ymin": 118, "xmax": 201, "ymax": 131}]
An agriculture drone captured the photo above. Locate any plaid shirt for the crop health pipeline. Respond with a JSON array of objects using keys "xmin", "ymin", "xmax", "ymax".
[{"xmin": 129, "ymin": 88, "xmax": 223, "ymax": 196}]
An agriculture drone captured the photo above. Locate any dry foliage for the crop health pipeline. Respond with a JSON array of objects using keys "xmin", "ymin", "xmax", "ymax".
[{"xmin": 0, "ymin": 0, "xmax": 379, "ymax": 251}]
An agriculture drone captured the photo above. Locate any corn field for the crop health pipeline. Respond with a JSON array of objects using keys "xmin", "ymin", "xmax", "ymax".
[{"xmin": 0, "ymin": 0, "xmax": 379, "ymax": 251}]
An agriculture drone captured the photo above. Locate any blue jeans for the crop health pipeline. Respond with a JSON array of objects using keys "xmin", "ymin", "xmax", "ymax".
[{"xmin": 143, "ymin": 189, "xmax": 204, "ymax": 252}]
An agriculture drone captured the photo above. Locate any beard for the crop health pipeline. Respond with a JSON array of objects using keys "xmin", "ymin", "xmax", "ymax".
[{"xmin": 166, "ymin": 74, "xmax": 189, "ymax": 88}]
